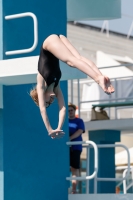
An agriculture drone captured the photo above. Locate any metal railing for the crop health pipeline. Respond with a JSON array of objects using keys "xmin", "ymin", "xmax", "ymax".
[
  {"xmin": 123, "ymin": 167, "xmax": 133, "ymax": 194},
  {"xmin": 116, "ymin": 166, "xmax": 132, "ymax": 189},
  {"xmin": 101, "ymin": 13, "xmax": 133, "ymax": 39},
  {"xmin": 66, "ymin": 141, "xmax": 131, "ymax": 194},
  {"xmin": 69, "ymin": 63, "xmax": 133, "ymax": 119},
  {"xmin": 5, "ymin": 12, "xmax": 38, "ymax": 55},
  {"xmin": 66, "ymin": 141, "xmax": 98, "ymax": 183}
]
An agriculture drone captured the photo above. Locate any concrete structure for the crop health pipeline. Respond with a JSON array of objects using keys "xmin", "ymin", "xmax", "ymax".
[
  {"xmin": 0, "ymin": 1, "xmax": 69, "ymax": 200},
  {"xmin": 67, "ymin": 22, "xmax": 133, "ymax": 194},
  {"xmin": 77, "ymin": 0, "xmax": 133, "ymax": 37},
  {"xmin": 0, "ymin": 0, "xmax": 129, "ymax": 199},
  {"xmin": 67, "ymin": 0, "xmax": 121, "ymax": 21},
  {"xmin": 67, "ymin": 23, "xmax": 133, "ymax": 63}
]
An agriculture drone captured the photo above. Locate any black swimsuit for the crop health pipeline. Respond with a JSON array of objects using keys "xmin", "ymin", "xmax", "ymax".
[{"xmin": 38, "ymin": 44, "xmax": 61, "ymax": 88}]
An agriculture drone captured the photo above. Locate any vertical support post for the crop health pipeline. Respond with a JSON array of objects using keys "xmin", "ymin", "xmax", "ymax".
[
  {"xmin": 86, "ymin": 146, "xmax": 90, "ymax": 194},
  {"xmin": 123, "ymin": 169, "xmax": 128, "ymax": 194},
  {"xmin": 101, "ymin": 20, "xmax": 109, "ymax": 37},
  {"xmin": 89, "ymin": 130, "xmax": 120, "ymax": 193},
  {"xmin": 127, "ymin": 21, "xmax": 133, "ymax": 39},
  {"xmin": 132, "ymin": 168, "xmax": 133, "ymax": 192},
  {"xmin": 108, "ymin": 94, "xmax": 111, "ymax": 118},
  {"xmin": 77, "ymin": 79, "xmax": 80, "ymax": 118},
  {"xmin": 114, "ymin": 78, "xmax": 117, "ymax": 119},
  {"xmin": 94, "ymin": 169, "xmax": 97, "ymax": 194},
  {"xmin": 71, "ymin": 80, "xmax": 73, "ymax": 103}
]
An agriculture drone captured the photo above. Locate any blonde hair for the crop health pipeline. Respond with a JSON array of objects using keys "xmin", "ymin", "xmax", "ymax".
[
  {"xmin": 68, "ymin": 102, "xmax": 76, "ymax": 110},
  {"xmin": 30, "ymin": 86, "xmax": 39, "ymax": 106}
]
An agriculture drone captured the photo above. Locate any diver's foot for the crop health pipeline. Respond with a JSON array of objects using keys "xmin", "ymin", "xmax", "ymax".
[
  {"xmin": 71, "ymin": 190, "xmax": 77, "ymax": 194},
  {"xmin": 96, "ymin": 75, "xmax": 115, "ymax": 94}
]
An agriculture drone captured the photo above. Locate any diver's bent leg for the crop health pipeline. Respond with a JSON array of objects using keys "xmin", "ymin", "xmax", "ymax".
[
  {"xmin": 59, "ymin": 34, "xmax": 81, "ymax": 59},
  {"xmin": 44, "ymin": 35, "xmax": 114, "ymax": 93},
  {"xmin": 45, "ymin": 35, "xmax": 98, "ymax": 80},
  {"xmin": 59, "ymin": 35, "xmax": 114, "ymax": 93},
  {"xmin": 59, "ymin": 35, "xmax": 103, "ymax": 76}
]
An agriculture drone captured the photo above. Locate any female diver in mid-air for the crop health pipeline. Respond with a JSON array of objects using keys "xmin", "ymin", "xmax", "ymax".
[{"xmin": 30, "ymin": 34, "xmax": 114, "ymax": 139}]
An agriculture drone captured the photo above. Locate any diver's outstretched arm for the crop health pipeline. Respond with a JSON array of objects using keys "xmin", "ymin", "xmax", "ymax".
[
  {"xmin": 37, "ymin": 73, "xmax": 64, "ymax": 138},
  {"xmin": 54, "ymin": 84, "xmax": 66, "ymax": 130},
  {"xmin": 37, "ymin": 73, "xmax": 53, "ymax": 134}
]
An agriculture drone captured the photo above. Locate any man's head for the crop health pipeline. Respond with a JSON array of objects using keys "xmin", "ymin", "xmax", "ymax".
[{"xmin": 68, "ymin": 103, "xmax": 76, "ymax": 119}]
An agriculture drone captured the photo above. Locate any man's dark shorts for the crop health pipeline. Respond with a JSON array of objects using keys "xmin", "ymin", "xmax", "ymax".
[{"xmin": 70, "ymin": 148, "xmax": 81, "ymax": 169}]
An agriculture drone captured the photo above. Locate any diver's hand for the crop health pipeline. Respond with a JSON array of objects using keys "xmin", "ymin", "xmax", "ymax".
[{"xmin": 48, "ymin": 129, "xmax": 65, "ymax": 139}]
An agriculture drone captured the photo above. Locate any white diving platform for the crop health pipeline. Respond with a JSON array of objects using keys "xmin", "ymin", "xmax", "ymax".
[
  {"xmin": 69, "ymin": 194, "xmax": 133, "ymax": 200},
  {"xmin": 0, "ymin": 56, "xmax": 86, "ymax": 85},
  {"xmin": 85, "ymin": 119, "xmax": 133, "ymax": 132}
]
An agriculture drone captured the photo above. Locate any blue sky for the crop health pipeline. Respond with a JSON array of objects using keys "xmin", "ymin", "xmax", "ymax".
[{"xmin": 78, "ymin": 0, "xmax": 133, "ymax": 36}]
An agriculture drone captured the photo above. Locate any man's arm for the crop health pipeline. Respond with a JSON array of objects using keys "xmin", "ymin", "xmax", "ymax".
[
  {"xmin": 55, "ymin": 84, "xmax": 66, "ymax": 130},
  {"xmin": 70, "ymin": 129, "xmax": 83, "ymax": 140},
  {"xmin": 70, "ymin": 118, "xmax": 85, "ymax": 140}
]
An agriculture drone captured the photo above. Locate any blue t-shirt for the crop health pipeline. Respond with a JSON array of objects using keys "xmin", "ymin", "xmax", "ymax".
[{"xmin": 69, "ymin": 118, "xmax": 85, "ymax": 151}]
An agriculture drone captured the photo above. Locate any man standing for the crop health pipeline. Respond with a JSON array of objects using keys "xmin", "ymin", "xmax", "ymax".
[{"xmin": 68, "ymin": 103, "xmax": 85, "ymax": 194}]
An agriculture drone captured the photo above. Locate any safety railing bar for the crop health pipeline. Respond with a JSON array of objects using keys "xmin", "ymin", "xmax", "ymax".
[
  {"xmin": 5, "ymin": 12, "xmax": 38, "ymax": 55},
  {"xmin": 99, "ymin": 63, "xmax": 133, "ymax": 69},
  {"xmin": 75, "ymin": 75, "xmax": 133, "ymax": 85},
  {"xmin": 92, "ymin": 144, "xmax": 130, "ymax": 181},
  {"xmin": 66, "ymin": 172, "xmax": 97, "ymax": 181},
  {"xmin": 96, "ymin": 178, "xmax": 131, "ymax": 181},
  {"xmin": 67, "ymin": 141, "xmax": 94, "ymax": 145},
  {"xmin": 86, "ymin": 147, "xmax": 90, "ymax": 193},
  {"xmin": 74, "ymin": 76, "xmax": 133, "ymax": 84},
  {"xmin": 66, "ymin": 142, "xmax": 130, "ymax": 182},
  {"xmin": 116, "ymin": 180, "xmax": 123, "ymax": 187},
  {"xmin": 78, "ymin": 75, "xmax": 133, "ymax": 119},
  {"xmin": 123, "ymin": 169, "xmax": 128, "ymax": 194},
  {"xmin": 102, "ymin": 76, "xmax": 133, "ymax": 81},
  {"xmin": 97, "ymin": 144, "xmax": 131, "ymax": 148},
  {"xmin": 66, "ymin": 141, "xmax": 98, "ymax": 181},
  {"xmin": 80, "ymin": 96, "xmax": 133, "ymax": 104},
  {"xmin": 123, "ymin": 167, "xmax": 133, "ymax": 194},
  {"xmin": 116, "ymin": 166, "xmax": 132, "ymax": 170},
  {"xmin": 126, "ymin": 181, "xmax": 133, "ymax": 191}
]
